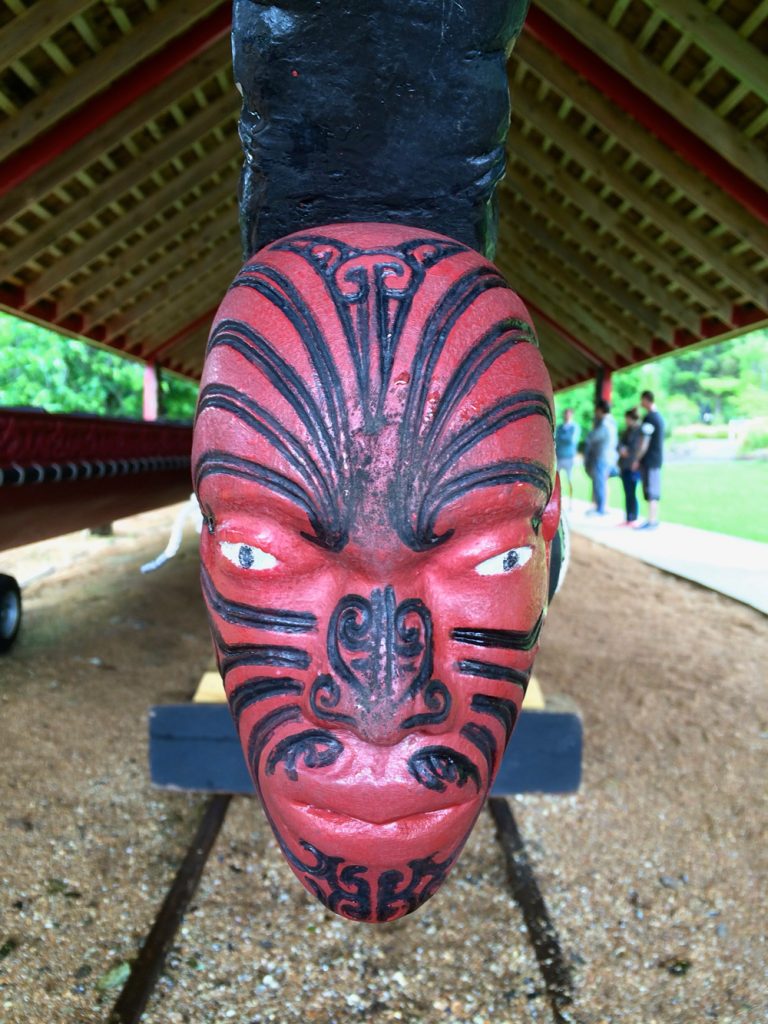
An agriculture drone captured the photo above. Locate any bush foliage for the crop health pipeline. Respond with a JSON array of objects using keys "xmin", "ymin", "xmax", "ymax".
[
  {"xmin": 0, "ymin": 312, "xmax": 198, "ymax": 420},
  {"xmin": 555, "ymin": 328, "xmax": 768, "ymax": 442}
]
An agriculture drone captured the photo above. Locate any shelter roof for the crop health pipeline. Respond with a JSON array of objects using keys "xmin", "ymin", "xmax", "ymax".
[{"xmin": 0, "ymin": 0, "xmax": 766, "ymax": 390}]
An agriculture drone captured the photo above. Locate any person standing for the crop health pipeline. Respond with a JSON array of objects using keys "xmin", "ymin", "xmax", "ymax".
[
  {"xmin": 584, "ymin": 399, "xmax": 616, "ymax": 516},
  {"xmin": 555, "ymin": 407, "xmax": 581, "ymax": 509},
  {"xmin": 634, "ymin": 389, "xmax": 665, "ymax": 529},
  {"xmin": 618, "ymin": 407, "xmax": 643, "ymax": 525}
]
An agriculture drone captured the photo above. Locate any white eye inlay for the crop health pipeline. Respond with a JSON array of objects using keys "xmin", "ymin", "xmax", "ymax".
[
  {"xmin": 475, "ymin": 546, "xmax": 533, "ymax": 576},
  {"xmin": 219, "ymin": 541, "xmax": 277, "ymax": 571}
]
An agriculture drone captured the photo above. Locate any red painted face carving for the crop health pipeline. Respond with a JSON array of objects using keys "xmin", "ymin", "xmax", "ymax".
[{"xmin": 193, "ymin": 223, "xmax": 559, "ymax": 921}]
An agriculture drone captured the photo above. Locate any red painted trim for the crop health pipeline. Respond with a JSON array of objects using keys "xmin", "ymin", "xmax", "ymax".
[
  {"xmin": 700, "ymin": 316, "xmax": 730, "ymax": 339},
  {"xmin": 730, "ymin": 305, "xmax": 768, "ymax": 328},
  {"xmin": 525, "ymin": 7, "xmax": 768, "ymax": 228},
  {"xmin": 0, "ymin": 283, "xmax": 130, "ymax": 352},
  {"xmin": 0, "ymin": 283, "xmax": 207, "ymax": 379},
  {"xmin": 596, "ymin": 370, "xmax": 612, "ymax": 403},
  {"xmin": 0, "ymin": 4, "xmax": 231, "ymax": 199},
  {"xmin": 651, "ymin": 337, "xmax": 671, "ymax": 356}
]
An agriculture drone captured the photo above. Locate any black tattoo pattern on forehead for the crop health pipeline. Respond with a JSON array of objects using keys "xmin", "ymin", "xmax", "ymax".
[{"xmin": 195, "ymin": 234, "xmax": 553, "ymax": 552}]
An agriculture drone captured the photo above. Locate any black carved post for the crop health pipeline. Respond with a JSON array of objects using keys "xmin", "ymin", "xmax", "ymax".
[{"xmin": 232, "ymin": 0, "xmax": 530, "ymax": 259}]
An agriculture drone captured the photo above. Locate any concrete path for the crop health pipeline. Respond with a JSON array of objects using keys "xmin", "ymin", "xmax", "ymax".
[{"xmin": 567, "ymin": 499, "xmax": 768, "ymax": 615}]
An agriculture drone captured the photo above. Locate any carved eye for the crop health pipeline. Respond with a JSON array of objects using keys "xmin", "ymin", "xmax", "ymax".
[
  {"xmin": 475, "ymin": 546, "xmax": 533, "ymax": 576},
  {"xmin": 219, "ymin": 541, "xmax": 277, "ymax": 571}
]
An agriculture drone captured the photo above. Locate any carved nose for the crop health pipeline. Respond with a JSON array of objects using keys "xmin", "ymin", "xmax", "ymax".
[
  {"xmin": 308, "ymin": 586, "xmax": 451, "ymax": 742},
  {"xmin": 352, "ymin": 694, "xmax": 406, "ymax": 746}
]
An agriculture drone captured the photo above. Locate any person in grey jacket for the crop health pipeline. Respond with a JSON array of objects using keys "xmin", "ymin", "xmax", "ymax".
[{"xmin": 583, "ymin": 399, "xmax": 617, "ymax": 515}]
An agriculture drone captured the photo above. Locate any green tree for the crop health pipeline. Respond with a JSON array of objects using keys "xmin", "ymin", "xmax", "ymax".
[
  {"xmin": 555, "ymin": 326, "xmax": 768, "ymax": 436},
  {"xmin": 161, "ymin": 374, "xmax": 199, "ymax": 420},
  {"xmin": 0, "ymin": 312, "xmax": 197, "ymax": 420}
]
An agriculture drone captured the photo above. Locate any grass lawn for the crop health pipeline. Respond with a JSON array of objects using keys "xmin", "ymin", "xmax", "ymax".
[{"xmin": 569, "ymin": 460, "xmax": 768, "ymax": 544}]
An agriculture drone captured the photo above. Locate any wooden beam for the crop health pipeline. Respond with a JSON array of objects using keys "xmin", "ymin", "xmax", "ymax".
[
  {"xmin": 0, "ymin": 0, "xmax": 95, "ymax": 68},
  {"xmin": 137, "ymin": 297, "xmax": 221, "ymax": 357},
  {"xmin": 0, "ymin": 36, "xmax": 231, "ymax": 224},
  {"xmin": 0, "ymin": 0, "xmax": 226, "ymax": 164},
  {"xmin": 103, "ymin": 238, "xmax": 239, "ymax": 336},
  {"xmin": 502, "ymin": 237, "xmax": 642, "ymax": 358},
  {"xmin": 135, "ymin": 307, "xmax": 215, "ymax": 367},
  {"xmin": 107, "ymin": 795, "xmax": 231, "ymax": 1024},
  {"xmin": 499, "ymin": 196, "xmax": 663, "ymax": 336},
  {"xmin": 500, "ymin": 218, "xmax": 652, "ymax": 357},
  {"xmin": 647, "ymin": 0, "xmax": 768, "ymax": 106},
  {"xmin": 56, "ymin": 170, "xmax": 238, "ymax": 317},
  {"xmin": 527, "ymin": 302, "xmax": 605, "ymax": 371},
  {"xmin": 497, "ymin": 247, "xmax": 623, "ymax": 369},
  {"xmin": 510, "ymin": 81, "xmax": 767, "ymax": 302},
  {"xmin": 507, "ymin": 137, "xmax": 732, "ymax": 318},
  {"xmin": 536, "ymin": 323, "xmax": 592, "ymax": 388},
  {"xmin": 529, "ymin": 2, "xmax": 768, "ymax": 203},
  {"xmin": 535, "ymin": 323, "xmax": 587, "ymax": 380},
  {"xmin": 137, "ymin": 281, "xmax": 231, "ymax": 353},
  {"xmin": 514, "ymin": 34, "xmax": 768, "ymax": 263},
  {"xmin": 144, "ymin": 307, "xmax": 219, "ymax": 365},
  {"xmin": 114, "ymin": 260, "xmax": 236, "ymax": 348},
  {"xmin": 4, "ymin": 93, "xmax": 237, "ymax": 275},
  {"xmin": 500, "ymin": 167, "xmax": 701, "ymax": 333},
  {"xmin": 24, "ymin": 138, "xmax": 240, "ymax": 305},
  {"xmin": 155, "ymin": 324, "xmax": 212, "ymax": 373},
  {"xmin": 87, "ymin": 222, "xmax": 239, "ymax": 327}
]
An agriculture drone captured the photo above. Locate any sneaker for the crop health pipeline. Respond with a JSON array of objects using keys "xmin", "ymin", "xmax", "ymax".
[
  {"xmin": 617, "ymin": 520, "xmax": 635, "ymax": 527},
  {"xmin": 638, "ymin": 520, "xmax": 659, "ymax": 530}
]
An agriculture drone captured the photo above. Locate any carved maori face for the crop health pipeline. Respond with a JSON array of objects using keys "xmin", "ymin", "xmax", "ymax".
[{"xmin": 193, "ymin": 223, "xmax": 559, "ymax": 921}]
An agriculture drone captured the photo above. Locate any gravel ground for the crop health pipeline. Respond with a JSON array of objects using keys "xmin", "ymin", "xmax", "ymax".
[{"xmin": 0, "ymin": 503, "xmax": 766, "ymax": 1024}]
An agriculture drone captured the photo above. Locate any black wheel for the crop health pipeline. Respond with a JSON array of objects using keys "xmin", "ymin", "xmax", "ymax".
[{"xmin": 0, "ymin": 574, "xmax": 21, "ymax": 653}]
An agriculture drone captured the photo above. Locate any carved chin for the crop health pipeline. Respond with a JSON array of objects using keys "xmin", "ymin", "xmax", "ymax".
[
  {"xmin": 270, "ymin": 797, "xmax": 480, "ymax": 923},
  {"xmin": 258, "ymin": 776, "xmax": 485, "ymax": 922}
]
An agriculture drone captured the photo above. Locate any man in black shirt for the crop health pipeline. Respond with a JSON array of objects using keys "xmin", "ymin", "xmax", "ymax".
[{"xmin": 633, "ymin": 389, "xmax": 664, "ymax": 530}]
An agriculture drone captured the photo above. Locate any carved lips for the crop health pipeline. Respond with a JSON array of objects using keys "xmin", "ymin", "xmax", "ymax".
[{"xmin": 194, "ymin": 223, "xmax": 559, "ymax": 920}]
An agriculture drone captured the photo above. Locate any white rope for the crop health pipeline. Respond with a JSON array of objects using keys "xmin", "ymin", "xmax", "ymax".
[{"xmin": 140, "ymin": 494, "xmax": 202, "ymax": 574}]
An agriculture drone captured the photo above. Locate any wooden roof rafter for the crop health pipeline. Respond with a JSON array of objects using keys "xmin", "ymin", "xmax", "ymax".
[
  {"xmin": 20, "ymin": 136, "xmax": 241, "ymax": 309},
  {"xmin": 0, "ymin": 33, "xmax": 231, "ymax": 221},
  {"xmin": 0, "ymin": 0, "xmax": 765, "ymax": 392},
  {"xmin": 3, "ymin": 89, "xmax": 237, "ymax": 276},
  {"xmin": 498, "ymin": 220, "xmax": 646, "ymax": 358},
  {"xmin": 506, "ymin": 134, "xmax": 732, "ymax": 318},
  {"xmin": 0, "ymin": 0, "xmax": 228, "ymax": 165},
  {"xmin": 499, "ymin": 197, "xmax": 664, "ymax": 337},
  {"xmin": 500, "ymin": 166, "xmax": 701, "ymax": 334},
  {"xmin": 514, "ymin": 33, "xmax": 768, "ymax": 262},
  {"xmin": 103, "ymin": 226, "xmax": 240, "ymax": 337},
  {"xmin": 54, "ymin": 166, "xmax": 238, "ymax": 318},
  {"xmin": 508, "ymin": 73, "xmax": 766, "ymax": 301},
  {"xmin": 529, "ymin": 1, "xmax": 768, "ymax": 203}
]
